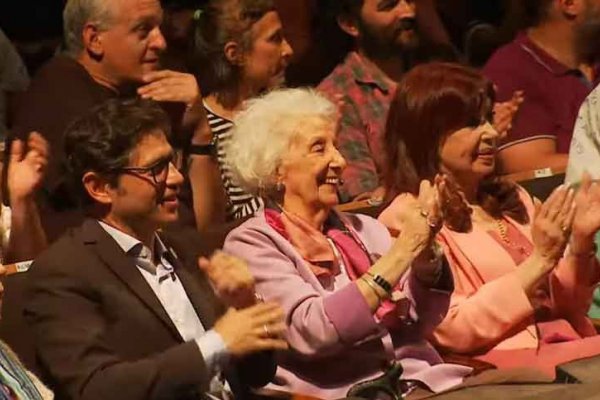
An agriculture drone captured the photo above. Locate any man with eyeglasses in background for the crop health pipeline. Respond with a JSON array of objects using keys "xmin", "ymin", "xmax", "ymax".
[{"xmin": 23, "ymin": 98, "xmax": 287, "ymax": 400}]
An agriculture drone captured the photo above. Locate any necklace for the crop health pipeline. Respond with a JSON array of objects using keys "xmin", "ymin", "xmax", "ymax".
[{"xmin": 495, "ymin": 218, "xmax": 532, "ymax": 257}]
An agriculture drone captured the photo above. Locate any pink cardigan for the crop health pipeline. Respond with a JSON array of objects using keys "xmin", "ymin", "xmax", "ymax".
[
  {"xmin": 379, "ymin": 188, "xmax": 600, "ymax": 374},
  {"xmin": 223, "ymin": 211, "xmax": 471, "ymax": 399}
]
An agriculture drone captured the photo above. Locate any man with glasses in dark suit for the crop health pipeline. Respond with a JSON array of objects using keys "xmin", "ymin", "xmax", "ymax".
[{"xmin": 23, "ymin": 98, "xmax": 287, "ymax": 400}]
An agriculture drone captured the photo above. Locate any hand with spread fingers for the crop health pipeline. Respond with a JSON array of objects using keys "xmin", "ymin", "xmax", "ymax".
[
  {"xmin": 213, "ymin": 302, "xmax": 288, "ymax": 357},
  {"xmin": 570, "ymin": 172, "xmax": 600, "ymax": 255},
  {"xmin": 531, "ymin": 185, "xmax": 576, "ymax": 265},
  {"xmin": 493, "ymin": 90, "xmax": 524, "ymax": 141},
  {"xmin": 138, "ymin": 70, "xmax": 201, "ymax": 107},
  {"xmin": 199, "ymin": 251, "xmax": 257, "ymax": 310},
  {"xmin": 8, "ymin": 132, "xmax": 49, "ymax": 203}
]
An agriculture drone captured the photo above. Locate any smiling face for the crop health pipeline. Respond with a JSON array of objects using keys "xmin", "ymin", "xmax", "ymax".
[
  {"xmin": 241, "ymin": 11, "xmax": 293, "ymax": 92},
  {"xmin": 439, "ymin": 121, "xmax": 499, "ymax": 184},
  {"xmin": 279, "ymin": 117, "xmax": 347, "ymax": 214},
  {"xmin": 106, "ymin": 130, "xmax": 184, "ymax": 232}
]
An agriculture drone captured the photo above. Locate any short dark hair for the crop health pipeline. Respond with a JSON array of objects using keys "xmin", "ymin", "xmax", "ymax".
[
  {"xmin": 64, "ymin": 98, "xmax": 171, "ymax": 206},
  {"xmin": 523, "ymin": 0, "xmax": 554, "ymax": 26}
]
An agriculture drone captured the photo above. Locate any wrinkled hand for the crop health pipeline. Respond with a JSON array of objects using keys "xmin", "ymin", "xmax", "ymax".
[
  {"xmin": 493, "ymin": 90, "xmax": 524, "ymax": 141},
  {"xmin": 7, "ymin": 132, "xmax": 48, "ymax": 203},
  {"xmin": 531, "ymin": 185, "xmax": 575, "ymax": 264},
  {"xmin": 199, "ymin": 251, "xmax": 256, "ymax": 309},
  {"xmin": 138, "ymin": 70, "xmax": 201, "ymax": 106},
  {"xmin": 571, "ymin": 172, "xmax": 600, "ymax": 245},
  {"xmin": 213, "ymin": 302, "xmax": 288, "ymax": 357},
  {"xmin": 391, "ymin": 178, "xmax": 444, "ymax": 253}
]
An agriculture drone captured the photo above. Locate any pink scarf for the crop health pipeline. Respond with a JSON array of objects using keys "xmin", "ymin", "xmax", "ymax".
[{"xmin": 265, "ymin": 208, "xmax": 405, "ymax": 328}]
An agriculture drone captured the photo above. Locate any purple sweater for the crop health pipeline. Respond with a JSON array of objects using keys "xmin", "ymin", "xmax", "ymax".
[{"xmin": 224, "ymin": 211, "xmax": 471, "ymax": 398}]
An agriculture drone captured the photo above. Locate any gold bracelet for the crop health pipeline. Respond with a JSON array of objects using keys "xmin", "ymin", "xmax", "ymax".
[{"xmin": 360, "ymin": 277, "xmax": 387, "ymax": 301}]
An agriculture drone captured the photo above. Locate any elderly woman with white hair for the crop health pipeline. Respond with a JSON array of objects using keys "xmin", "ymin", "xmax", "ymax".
[{"xmin": 223, "ymin": 88, "xmax": 472, "ymax": 399}]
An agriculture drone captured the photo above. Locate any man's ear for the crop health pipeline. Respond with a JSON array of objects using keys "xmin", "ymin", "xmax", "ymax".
[
  {"xmin": 82, "ymin": 22, "xmax": 104, "ymax": 58},
  {"xmin": 82, "ymin": 171, "xmax": 115, "ymax": 205},
  {"xmin": 337, "ymin": 14, "xmax": 360, "ymax": 38},
  {"xmin": 558, "ymin": 0, "xmax": 583, "ymax": 19},
  {"xmin": 224, "ymin": 40, "xmax": 244, "ymax": 66}
]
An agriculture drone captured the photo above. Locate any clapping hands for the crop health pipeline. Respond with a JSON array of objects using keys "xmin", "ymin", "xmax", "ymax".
[
  {"xmin": 7, "ymin": 132, "xmax": 48, "ymax": 204},
  {"xmin": 199, "ymin": 251, "xmax": 289, "ymax": 356},
  {"xmin": 570, "ymin": 172, "xmax": 600, "ymax": 255},
  {"xmin": 390, "ymin": 175, "xmax": 446, "ymax": 253},
  {"xmin": 493, "ymin": 90, "xmax": 524, "ymax": 141},
  {"xmin": 531, "ymin": 185, "xmax": 575, "ymax": 264},
  {"xmin": 198, "ymin": 251, "xmax": 256, "ymax": 310}
]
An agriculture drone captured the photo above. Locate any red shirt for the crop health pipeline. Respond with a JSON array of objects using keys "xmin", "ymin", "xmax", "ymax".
[{"xmin": 483, "ymin": 32, "xmax": 598, "ymax": 153}]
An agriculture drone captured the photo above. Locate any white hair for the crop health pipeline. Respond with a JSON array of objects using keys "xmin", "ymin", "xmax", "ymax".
[
  {"xmin": 63, "ymin": 0, "xmax": 115, "ymax": 57},
  {"xmin": 225, "ymin": 88, "xmax": 337, "ymax": 195}
]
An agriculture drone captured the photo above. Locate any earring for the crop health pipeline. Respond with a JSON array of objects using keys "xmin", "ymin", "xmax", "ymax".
[{"xmin": 276, "ymin": 181, "xmax": 285, "ymax": 192}]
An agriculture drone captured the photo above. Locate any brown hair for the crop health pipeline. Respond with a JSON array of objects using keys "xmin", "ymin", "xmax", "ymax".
[
  {"xmin": 192, "ymin": 0, "xmax": 275, "ymax": 97},
  {"xmin": 383, "ymin": 62, "xmax": 528, "ymax": 232}
]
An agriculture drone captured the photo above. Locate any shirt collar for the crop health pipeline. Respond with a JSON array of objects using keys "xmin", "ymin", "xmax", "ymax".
[
  {"xmin": 345, "ymin": 51, "xmax": 394, "ymax": 94},
  {"xmin": 517, "ymin": 32, "xmax": 580, "ymax": 77},
  {"xmin": 98, "ymin": 220, "xmax": 168, "ymax": 262}
]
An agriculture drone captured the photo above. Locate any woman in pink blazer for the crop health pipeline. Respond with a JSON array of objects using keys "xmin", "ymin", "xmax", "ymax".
[
  {"xmin": 222, "ymin": 88, "xmax": 472, "ymax": 399},
  {"xmin": 379, "ymin": 62, "xmax": 600, "ymax": 377}
]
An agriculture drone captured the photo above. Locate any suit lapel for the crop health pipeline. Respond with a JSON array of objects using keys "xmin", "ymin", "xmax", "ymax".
[
  {"xmin": 162, "ymin": 240, "xmax": 220, "ymax": 329},
  {"xmin": 81, "ymin": 219, "xmax": 182, "ymax": 341}
]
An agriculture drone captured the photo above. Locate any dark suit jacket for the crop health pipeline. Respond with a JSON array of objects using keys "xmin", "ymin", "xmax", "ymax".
[{"xmin": 23, "ymin": 219, "xmax": 275, "ymax": 400}]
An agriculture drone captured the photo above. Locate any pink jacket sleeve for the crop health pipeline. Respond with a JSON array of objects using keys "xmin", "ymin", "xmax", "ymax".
[
  {"xmin": 380, "ymin": 202, "xmax": 533, "ymax": 353},
  {"xmin": 431, "ymin": 235, "xmax": 535, "ymax": 353},
  {"xmin": 223, "ymin": 225, "xmax": 381, "ymax": 357},
  {"xmin": 550, "ymin": 254, "xmax": 600, "ymax": 337}
]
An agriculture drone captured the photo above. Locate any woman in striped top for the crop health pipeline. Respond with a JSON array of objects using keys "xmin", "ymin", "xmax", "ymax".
[{"xmin": 190, "ymin": 0, "xmax": 293, "ymax": 223}]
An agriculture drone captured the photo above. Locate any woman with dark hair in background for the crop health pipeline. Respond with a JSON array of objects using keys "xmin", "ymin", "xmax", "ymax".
[
  {"xmin": 379, "ymin": 62, "xmax": 600, "ymax": 376},
  {"xmin": 188, "ymin": 0, "xmax": 293, "ymax": 229}
]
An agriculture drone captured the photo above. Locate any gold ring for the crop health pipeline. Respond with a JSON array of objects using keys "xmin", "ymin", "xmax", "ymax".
[{"xmin": 263, "ymin": 324, "xmax": 271, "ymax": 337}]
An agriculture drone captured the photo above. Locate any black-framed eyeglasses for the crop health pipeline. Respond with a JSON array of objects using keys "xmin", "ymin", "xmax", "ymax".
[{"xmin": 117, "ymin": 151, "xmax": 183, "ymax": 185}]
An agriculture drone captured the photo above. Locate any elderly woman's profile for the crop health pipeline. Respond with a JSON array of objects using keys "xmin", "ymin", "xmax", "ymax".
[{"xmin": 223, "ymin": 88, "xmax": 472, "ymax": 399}]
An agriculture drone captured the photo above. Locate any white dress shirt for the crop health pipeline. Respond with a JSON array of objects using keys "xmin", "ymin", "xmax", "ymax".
[{"xmin": 98, "ymin": 222, "xmax": 231, "ymax": 397}]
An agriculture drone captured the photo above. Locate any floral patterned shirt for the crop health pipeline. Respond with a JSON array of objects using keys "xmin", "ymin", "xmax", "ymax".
[{"xmin": 318, "ymin": 52, "xmax": 396, "ymax": 202}]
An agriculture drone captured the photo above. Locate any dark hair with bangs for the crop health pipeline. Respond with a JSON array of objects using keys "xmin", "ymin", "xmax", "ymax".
[{"xmin": 383, "ymin": 62, "xmax": 528, "ymax": 232}]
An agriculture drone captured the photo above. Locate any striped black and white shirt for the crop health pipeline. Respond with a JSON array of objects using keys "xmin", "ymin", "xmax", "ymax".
[{"xmin": 205, "ymin": 104, "xmax": 263, "ymax": 221}]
